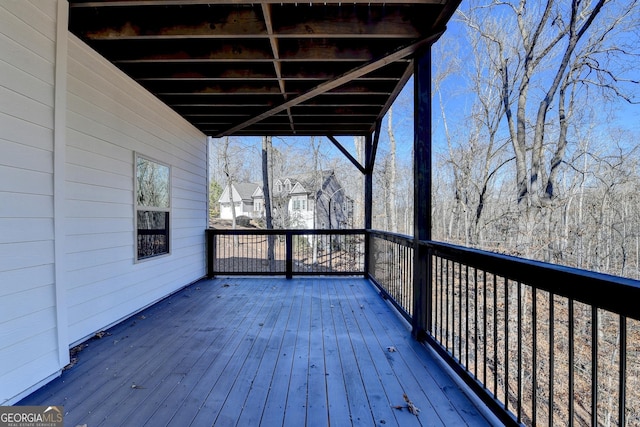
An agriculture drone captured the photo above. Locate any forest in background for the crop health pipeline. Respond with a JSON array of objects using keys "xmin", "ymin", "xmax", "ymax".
[{"xmin": 209, "ymin": 0, "xmax": 640, "ymax": 281}]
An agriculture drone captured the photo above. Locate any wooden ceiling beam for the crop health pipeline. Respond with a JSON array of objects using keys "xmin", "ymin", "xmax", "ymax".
[
  {"xmin": 70, "ymin": 1, "xmax": 446, "ymax": 7},
  {"xmin": 326, "ymin": 136, "xmax": 366, "ymax": 174},
  {"xmin": 215, "ymin": 30, "xmax": 443, "ymax": 137},
  {"xmin": 369, "ymin": 59, "xmax": 414, "ymax": 132},
  {"xmin": 92, "ymin": 38, "xmax": 396, "ymax": 63},
  {"xmin": 71, "ymin": 4, "xmax": 425, "ymax": 40},
  {"xmin": 261, "ymin": 3, "xmax": 295, "ymax": 132}
]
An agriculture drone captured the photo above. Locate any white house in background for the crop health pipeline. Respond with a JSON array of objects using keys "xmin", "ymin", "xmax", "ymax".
[
  {"xmin": 0, "ymin": 1, "xmax": 207, "ymax": 405},
  {"xmin": 218, "ymin": 182, "xmax": 263, "ymax": 219},
  {"xmin": 219, "ymin": 171, "xmax": 353, "ymax": 230}
]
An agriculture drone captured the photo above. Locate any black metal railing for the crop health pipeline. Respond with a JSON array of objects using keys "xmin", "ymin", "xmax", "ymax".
[
  {"xmin": 368, "ymin": 230, "xmax": 414, "ymax": 322},
  {"xmin": 206, "ymin": 228, "xmax": 640, "ymax": 426},
  {"xmin": 422, "ymin": 240, "xmax": 640, "ymax": 427},
  {"xmin": 206, "ymin": 228, "xmax": 365, "ymax": 278}
]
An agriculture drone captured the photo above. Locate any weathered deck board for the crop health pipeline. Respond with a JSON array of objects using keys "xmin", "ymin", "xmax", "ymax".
[{"xmin": 19, "ymin": 277, "xmax": 494, "ymax": 427}]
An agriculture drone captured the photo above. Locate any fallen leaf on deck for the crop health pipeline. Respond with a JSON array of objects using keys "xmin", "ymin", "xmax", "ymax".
[
  {"xmin": 403, "ymin": 393, "xmax": 420, "ymax": 416},
  {"xmin": 63, "ymin": 357, "xmax": 78, "ymax": 371},
  {"xmin": 95, "ymin": 331, "xmax": 110, "ymax": 339},
  {"xmin": 70, "ymin": 344, "xmax": 87, "ymax": 356}
]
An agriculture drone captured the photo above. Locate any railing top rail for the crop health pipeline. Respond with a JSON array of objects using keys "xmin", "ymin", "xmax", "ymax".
[
  {"xmin": 368, "ymin": 229, "xmax": 414, "ymax": 246},
  {"xmin": 424, "ymin": 239, "xmax": 640, "ymax": 320},
  {"xmin": 207, "ymin": 228, "xmax": 367, "ymax": 236}
]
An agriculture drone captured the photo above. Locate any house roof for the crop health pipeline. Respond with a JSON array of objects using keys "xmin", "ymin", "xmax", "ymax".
[
  {"xmin": 234, "ymin": 182, "xmax": 261, "ymax": 200},
  {"xmin": 219, "ymin": 182, "xmax": 261, "ymax": 203},
  {"xmin": 67, "ymin": 0, "xmax": 460, "ymax": 138},
  {"xmin": 274, "ymin": 170, "xmax": 336, "ymax": 196}
]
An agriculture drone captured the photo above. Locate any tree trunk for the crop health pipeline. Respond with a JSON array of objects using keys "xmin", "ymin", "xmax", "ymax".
[
  {"xmin": 387, "ymin": 106, "xmax": 398, "ymax": 233},
  {"xmin": 354, "ymin": 136, "xmax": 366, "ymax": 229},
  {"xmin": 222, "ymin": 136, "xmax": 238, "ymax": 247},
  {"xmin": 262, "ymin": 136, "xmax": 275, "ymax": 270}
]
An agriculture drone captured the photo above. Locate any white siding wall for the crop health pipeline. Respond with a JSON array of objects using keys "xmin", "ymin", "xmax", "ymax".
[
  {"xmin": 0, "ymin": 0, "xmax": 60, "ymax": 404},
  {"xmin": 65, "ymin": 35, "xmax": 207, "ymax": 343},
  {"xmin": 0, "ymin": 1, "xmax": 207, "ymax": 404}
]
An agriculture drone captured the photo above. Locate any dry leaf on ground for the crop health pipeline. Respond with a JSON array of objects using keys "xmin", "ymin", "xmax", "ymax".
[{"xmin": 403, "ymin": 393, "xmax": 420, "ymax": 416}]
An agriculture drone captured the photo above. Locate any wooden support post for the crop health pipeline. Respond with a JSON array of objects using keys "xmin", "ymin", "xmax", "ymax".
[
  {"xmin": 206, "ymin": 229, "xmax": 216, "ymax": 279},
  {"xmin": 364, "ymin": 134, "xmax": 373, "ymax": 278},
  {"xmin": 412, "ymin": 46, "xmax": 432, "ymax": 341},
  {"xmin": 285, "ymin": 231, "xmax": 293, "ymax": 279}
]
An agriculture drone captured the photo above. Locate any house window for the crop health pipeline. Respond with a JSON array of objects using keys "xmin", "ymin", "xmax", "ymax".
[
  {"xmin": 292, "ymin": 197, "xmax": 307, "ymax": 211},
  {"xmin": 135, "ymin": 154, "xmax": 170, "ymax": 261}
]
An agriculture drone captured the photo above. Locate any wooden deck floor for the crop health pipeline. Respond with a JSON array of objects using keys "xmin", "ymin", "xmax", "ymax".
[{"xmin": 20, "ymin": 277, "xmax": 493, "ymax": 427}]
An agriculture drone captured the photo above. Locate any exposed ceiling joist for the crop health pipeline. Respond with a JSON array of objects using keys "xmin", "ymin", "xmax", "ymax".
[
  {"xmin": 216, "ymin": 30, "xmax": 443, "ymax": 136},
  {"xmin": 68, "ymin": 0, "xmax": 459, "ymax": 137}
]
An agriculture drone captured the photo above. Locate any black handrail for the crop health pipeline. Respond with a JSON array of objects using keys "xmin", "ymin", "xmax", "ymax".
[{"xmin": 424, "ymin": 240, "xmax": 640, "ymax": 321}]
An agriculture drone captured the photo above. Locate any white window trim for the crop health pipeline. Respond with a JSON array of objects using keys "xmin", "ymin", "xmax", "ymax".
[{"xmin": 134, "ymin": 153, "xmax": 172, "ymax": 262}]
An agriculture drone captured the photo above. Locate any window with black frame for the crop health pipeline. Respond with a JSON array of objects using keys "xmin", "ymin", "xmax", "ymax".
[{"xmin": 135, "ymin": 154, "xmax": 170, "ymax": 260}]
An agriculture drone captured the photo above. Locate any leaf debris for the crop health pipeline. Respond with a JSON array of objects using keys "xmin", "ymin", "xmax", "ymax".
[
  {"xmin": 404, "ymin": 393, "xmax": 420, "ymax": 415},
  {"xmin": 392, "ymin": 394, "xmax": 420, "ymax": 416}
]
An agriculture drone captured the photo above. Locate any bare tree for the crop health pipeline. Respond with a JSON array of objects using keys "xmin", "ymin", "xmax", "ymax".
[
  {"xmin": 460, "ymin": 0, "xmax": 639, "ymax": 206},
  {"xmin": 262, "ymin": 136, "xmax": 275, "ymax": 268},
  {"xmin": 434, "ymin": 34, "xmax": 514, "ymax": 247},
  {"xmin": 353, "ymin": 136, "xmax": 366, "ymax": 229},
  {"xmin": 221, "ymin": 137, "xmax": 237, "ymax": 229},
  {"xmin": 386, "ymin": 106, "xmax": 399, "ymax": 233}
]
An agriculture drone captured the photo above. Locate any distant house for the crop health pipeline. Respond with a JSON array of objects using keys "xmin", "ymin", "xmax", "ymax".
[
  {"xmin": 218, "ymin": 182, "xmax": 263, "ymax": 219},
  {"xmin": 219, "ymin": 171, "xmax": 353, "ymax": 229}
]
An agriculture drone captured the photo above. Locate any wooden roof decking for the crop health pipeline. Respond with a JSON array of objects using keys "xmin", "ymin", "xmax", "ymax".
[
  {"xmin": 20, "ymin": 277, "xmax": 492, "ymax": 426},
  {"xmin": 67, "ymin": 0, "xmax": 460, "ymax": 137}
]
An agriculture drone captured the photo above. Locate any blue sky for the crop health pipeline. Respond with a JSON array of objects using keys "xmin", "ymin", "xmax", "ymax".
[{"xmin": 212, "ymin": 0, "xmax": 639, "ymax": 182}]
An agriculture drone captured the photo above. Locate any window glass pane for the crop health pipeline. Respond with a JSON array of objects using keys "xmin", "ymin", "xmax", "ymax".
[
  {"xmin": 136, "ymin": 157, "xmax": 170, "ymax": 208},
  {"xmin": 137, "ymin": 211, "xmax": 169, "ymax": 259}
]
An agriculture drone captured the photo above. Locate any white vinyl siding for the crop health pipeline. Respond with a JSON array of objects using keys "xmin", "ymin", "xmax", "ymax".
[
  {"xmin": 65, "ymin": 34, "xmax": 207, "ymax": 344},
  {"xmin": 0, "ymin": 0, "xmax": 59, "ymax": 405},
  {"xmin": 0, "ymin": 1, "xmax": 208, "ymax": 405}
]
